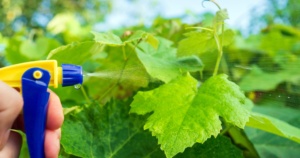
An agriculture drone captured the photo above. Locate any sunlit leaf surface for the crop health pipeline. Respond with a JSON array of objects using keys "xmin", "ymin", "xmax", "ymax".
[{"xmin": 130, "ymin": 74, "xmax": 250, "ymax": 157}]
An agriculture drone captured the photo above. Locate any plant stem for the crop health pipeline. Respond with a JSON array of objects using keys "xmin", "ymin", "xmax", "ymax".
[
  {"xmin": 209, "ymin": 0, "xmax": 221, "ymax": 10},
  {"xmin": 210, "ymin": 0, "xmax": 225, "ymax": 76},
  {"xmin": 186, "ymin": 27, "xmax": 214, "ymax": 32},
  {"xmin": 212, "ymin": 33, "xmax": 222, "ymax": 76},
  {"xmin": 200, "ymin": 71, "xmax": 203, "ymax": 80},
  {"xmin": 220, "ymin": 124, "xmax": 233, "ymax": 135},
  {"xmin": 220, "ymin": 55, "xmax": 229, "ymax": 75},
  {"xmin": 81, "ymin": 86, "xmax": 91, "ymax": 104}
]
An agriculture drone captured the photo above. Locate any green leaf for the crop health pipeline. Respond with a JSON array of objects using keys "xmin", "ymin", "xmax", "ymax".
[
  {"xmin": 63, "ymin": 106, "xmax": 79, "ymax": 115},
  {"xmin": 92, "ymin": 31, "xmax": 124, "ymax": 46},
  {"xmin": 47, "ymin": 13, "xmax": 92, "ymax": 44},
  {"xmin": 47, "ymin": 13, "xmax": 80, "ymax": 35},
  {"xmin": 5, "ymin": 37, "xmax": 30, "ymax": 64},
  {"xmin": 228, "ymin": 99, "xmax": 259, "ymax": 158},
  {"xmin": 246, "ymin": 108, "xmax": 300, "ymax": 144},
  {"xmin": 177, "ymin": 29, "xmax": 234, "ymax": 57},
  {"xmin": 228, "ymin": 127, "xmax": 259, "ymax": 158},
  {"xmin": 239, "ymin": 65, "xmax": 300, "ymax": 92},
  {"xmin": 202, "ymin": 13, "xmax": 215, "ymax": 27},
  {"xmin": 130, "ymin": 74, "xmax": 250, "ymax": 158},
  {"xmin": 136, "ymin": 37, "xmax": 203, "ymax": 83},
  {"xmin": 259, "ymin": 31, "xmax": 298, "ymax": 56},
  {"xmin": 271, "ymin": 24, "xmax": 300, "ymax": 38},
  {"xmin": 244, "ymin": 98, "xmax": 255, "ymax": 111},
  {"xmin": 145, "ymin": 33, "xmax": 159, "ymax": 50},
  {"xmin": 232, "ymin": 34, "xmax": 263, "ymax": 52},
  {"xmin": 213, "ymin": 9, "xmax": 229, "ymax": 32},
  {"xmin": 245, "ymin": 106, "xmax": 300, "ymax": 158},
  {"xmin": 92, "ymin": 30, "xmax": 159, "ymax": 50},
  {"xmin": 124, "ymin": 31, "xmax": 159, "ymax": 50},
  {"xmin": 61, "ymin": 99, "xmax": 165, "ymax": 158},
  {"xmin": 85, "ymin": 45, "xmax": 149, "ymax": 103},
  {"xmin": 20, "ymin": 37, "xmax": 49, "ymax": 59},
  {"xmin": 175, "ymin": 135, "xmax": 243, "ymax": 158},
  {"xmin": 238, "ymin": 66, "xmax": 284, "ymax": 92},
  {"xmin": 59, "ymin": 144, "xmax": 83, "ymax": 158},
  {"xmin": 47, "ymin": 41, "xmax": 104, "ymax": 65},
  {"xmin": 124, "ymin": 30, "xmax": 146, "ymax": 43}
]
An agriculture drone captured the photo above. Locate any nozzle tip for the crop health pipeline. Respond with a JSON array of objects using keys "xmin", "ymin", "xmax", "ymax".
[{"xmin": 61, "ymin": 64, "xmax": 83, "ymax": 87}]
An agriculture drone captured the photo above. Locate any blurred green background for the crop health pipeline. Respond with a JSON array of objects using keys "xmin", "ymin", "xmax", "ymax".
[{"xmin": 1, "ymin": 0, "xmax": 300, "ymax": 158}]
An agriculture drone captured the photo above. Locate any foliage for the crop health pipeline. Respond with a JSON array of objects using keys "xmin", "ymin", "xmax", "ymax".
[
  {"xmin": 136, "ymin": 37, "xmax": 203, "ymax": 83},
  {"xmin": 130, "ymin": 74, "xmax": 250, "ymax": 157},
  {"xmin": 0, "ymin": 0, "xmax": 111, "ymax": 36},
  {"xmin": 47, "ymin": 41, "xmax": 104, "ymax": 65},
  {"xmin": 177, "ymin": 29, "xmax": 234, "ymax": 57},
  {"xmin": 239, "ymin": 65, "xmax": 300, "ymax": 92},
  {"xmin": 61, "ymin": 99, "xmax": 164, "ymax": 158},
  {"xmin": 0, "ymin": 1, "xmax": 300, "ymax": 158},
  {"xmin": 245, "ymin": 106, "xmax": 300, "ymax": 158}
]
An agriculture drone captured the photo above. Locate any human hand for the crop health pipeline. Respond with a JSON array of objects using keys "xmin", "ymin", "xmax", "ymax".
[{"xmin": 0, "ymin": 80, "xmax": 64, "ymax": 158}]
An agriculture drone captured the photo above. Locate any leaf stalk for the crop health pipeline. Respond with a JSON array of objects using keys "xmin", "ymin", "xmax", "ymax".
[
  {"xmin": 208, "ymin": 0, "xmax": 225, "ymax": 76},
  {"xmin": 81, "ymin": 86, "xmax": 91, "ymax": 104}
]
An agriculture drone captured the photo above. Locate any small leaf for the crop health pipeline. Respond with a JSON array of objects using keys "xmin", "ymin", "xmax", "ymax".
[
  {"xmin": 124, "ymin": 30, "xmax": 146, "ymax": 43},
  {"xmin": 92, "ymin": 30, "xmax": 159, "ymax": 50},
  {"xmin": 124, "ymin": 30, "xmax": 159, "ymax": 50},
  {"xmin": 130, "ymin": 74, "xmax": 250, "ymax": 158},
  {"xmin": 145, "ymin": 33, "xmax": 159, "ymax": 50},
  {"xmin": 136, "ymin": 37, "xmax": 203, "ymax": 83},
  {"xmin": 177, "ymin": 29, "xmax": 234, "ymax": 57},
  {"xmin": 47, "ymin": 41, "xmax": 103, "ymax": 65},
  {"xmin": 63, "ymin": 106, "xmax": 79, "ymax": 115},
  {"xmin": 92, "ymin": 31, "xmax": 124, "ymax": 46},
  {"xmin": 213, "ymin": 9, "xmax": 229, "ymax": 32}
]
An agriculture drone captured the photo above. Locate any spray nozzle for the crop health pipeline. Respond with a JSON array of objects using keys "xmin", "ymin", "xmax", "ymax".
[{"xmin": 61, "ymin": 64, "xmax": 83, "ymax": 87}]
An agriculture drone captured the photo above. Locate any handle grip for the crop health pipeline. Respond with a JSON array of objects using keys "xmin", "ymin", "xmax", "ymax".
[{"xmin": 22, "ymin": 68, "xmax": 51, "ymax": 158}]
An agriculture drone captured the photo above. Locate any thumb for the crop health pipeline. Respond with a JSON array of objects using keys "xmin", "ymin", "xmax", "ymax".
[
  {"xmin": 0, "ymin": 131, "xmax": 22, "ymax": 158},
  {"xmin": 0, "ymin": 80, "xmax": 23, "ymax": 150}
]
